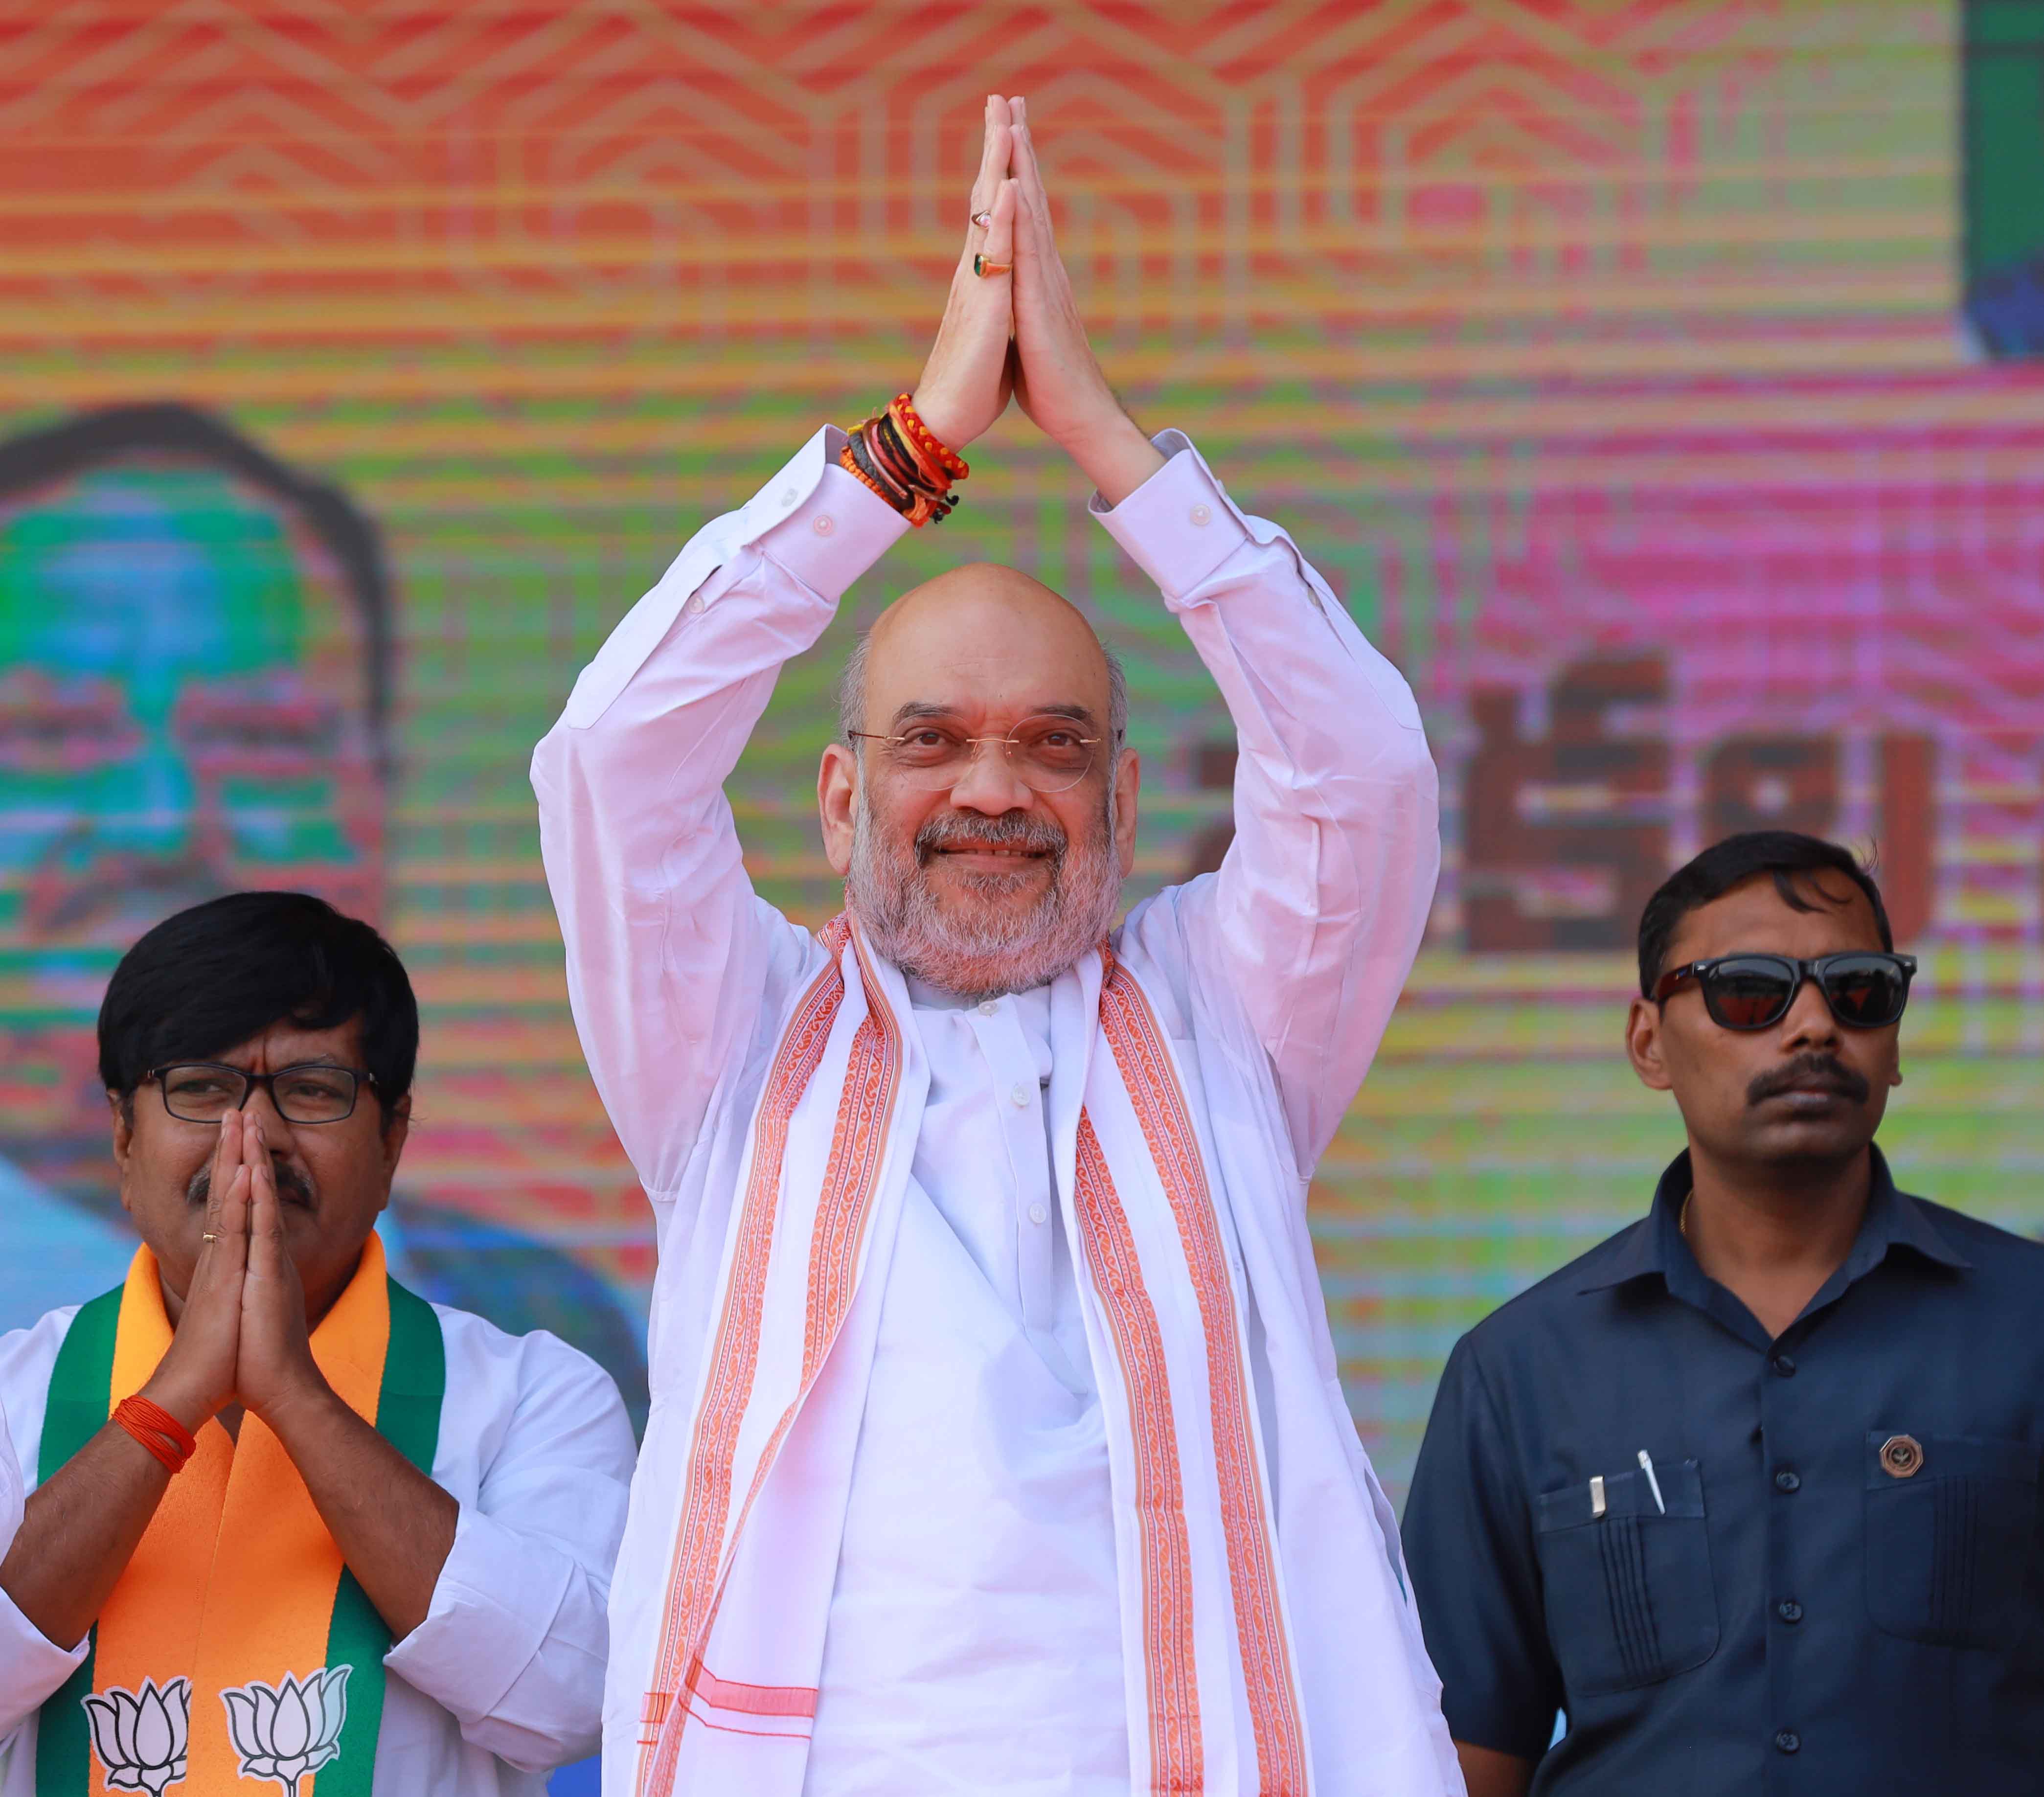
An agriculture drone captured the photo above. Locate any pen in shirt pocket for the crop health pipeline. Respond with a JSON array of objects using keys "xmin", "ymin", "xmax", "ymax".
[
  {"xmin": 1637, "ymin": 1448, "xmax": 1666, "ymax": 1514},
  {"xmin": 1588, "ymin": 1452, "xmax": 1666, "ymax": 1519}
]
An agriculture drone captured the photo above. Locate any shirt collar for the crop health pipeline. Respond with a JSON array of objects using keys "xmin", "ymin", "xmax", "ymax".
[{"xmin": 1577, "ymin": 1142, "xmax": 1969, "ymax": 1299}]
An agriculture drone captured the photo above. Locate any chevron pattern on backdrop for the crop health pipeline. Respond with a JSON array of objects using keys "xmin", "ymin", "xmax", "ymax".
[{"xmin": 1, "ymin": 0, "xmax": 2040, "ymax": 1494}]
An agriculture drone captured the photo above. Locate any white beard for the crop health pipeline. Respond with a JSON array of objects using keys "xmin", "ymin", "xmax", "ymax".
[{"xmin": 845, "ymin": 777, "xmax": 1123, "ymax": 1003}]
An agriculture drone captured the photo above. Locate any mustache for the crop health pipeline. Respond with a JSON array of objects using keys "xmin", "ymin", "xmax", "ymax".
[
  {"xmin": 913, "ymin": 808, "xmax": 1068, "ymax": 865},
  {"xmin": 186, "ymin": 1158, "xmax": 318, "ymax": 1208},
  {"xmin": 1747, "ymin": 1053, "xmax": 1871, "ymax": 1108}
]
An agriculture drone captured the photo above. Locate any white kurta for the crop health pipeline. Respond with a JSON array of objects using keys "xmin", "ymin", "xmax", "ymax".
[
  {"xmin": 534, "ymin": 427, "xmax": 1458, "ymax": 1795},
  {"xmin": 805, "ymin": 981, "xmax": 1126, "ymax": 1794},
  {"xmin": 0, "ymin": 1298, "xmax": 636, "ymax": 1795}
]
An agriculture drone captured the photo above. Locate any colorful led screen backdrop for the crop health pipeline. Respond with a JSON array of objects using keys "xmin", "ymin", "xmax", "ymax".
[{"xmin": 3, "ymin": 0, "xmax": 2042, "ymax": 1495}]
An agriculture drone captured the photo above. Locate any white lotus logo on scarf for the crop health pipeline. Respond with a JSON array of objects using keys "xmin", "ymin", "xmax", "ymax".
[
  {"xmin": 219, "ymin": 1666, "xmax": 351, "ymax": 1796},
  {"xmin": 82, "ymin": 1676, "xmax": 190, "ymax": 1795}
]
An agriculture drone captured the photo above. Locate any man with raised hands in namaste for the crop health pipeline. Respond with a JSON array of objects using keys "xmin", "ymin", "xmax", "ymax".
[
  {"xmin": 0, "ymin": 893, "xmax": 634, "ymax": 1795},
  {"xmin": 536, "ymin": 95, "xmax": 1459, "ymax": 1797}
]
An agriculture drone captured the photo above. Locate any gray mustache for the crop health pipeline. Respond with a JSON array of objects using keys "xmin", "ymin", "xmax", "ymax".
[
  {"xmin": 914, "ymin": 809, "xmax": 1068, "ymax": 864},
  {"xmin": 186, "ymin": 1160, "xmax": 318, "ymax": 1209}
]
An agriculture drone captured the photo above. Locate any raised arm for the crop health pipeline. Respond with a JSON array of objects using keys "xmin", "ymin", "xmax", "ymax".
[
  {"xmin": 1005, "ymin": 103, "xmax": 1439, "ymax": 1170},
  {"xmin": 529, "ymin": 447, "xmax": 901, "ymax": 1207},
  {"xmin": 0, "ymin": 1118, "xmax": 252, "ymax": 1660},
  {"xmin": 532, "ymin": 100, "xmax": 1022, "ymax": 1206}
]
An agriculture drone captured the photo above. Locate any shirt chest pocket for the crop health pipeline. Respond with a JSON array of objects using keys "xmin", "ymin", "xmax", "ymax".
[
  {"xmin": 1864, "ymin": 1431, "xmax": 2040, "ymax": 1649},
  {"xmin": 1533, "ymin": 1459, "xmax": 1720, "ymax": 1697}
]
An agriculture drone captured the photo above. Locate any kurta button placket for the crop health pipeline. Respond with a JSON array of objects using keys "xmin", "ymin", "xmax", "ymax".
[
  {"xmin": 1774, "ymin": 1468, "xmax": 1801, "ymax": 1493},
  {"xmin": 1777, "ymin": 1599, "xmax": 1803, "ymax": 1623},
  {"xmin": 1770, "ymin": 1353, "xmax": 1796, "ymax": 1377},
  {"xmin": 1774, "ymin": 1730, "xmax": 1800, "ymax": 1755}
]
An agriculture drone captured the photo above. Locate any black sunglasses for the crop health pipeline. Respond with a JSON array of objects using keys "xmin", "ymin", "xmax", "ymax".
[{"xmin": 1652, "ymin": 951, "xmax": 1917, "ymax": 1032}]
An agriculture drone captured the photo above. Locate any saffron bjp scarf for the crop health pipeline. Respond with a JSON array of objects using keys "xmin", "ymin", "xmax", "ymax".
[
  {"xmin": 35, "ymin": 1235, "xmax": 444, "ymax": 1797},
  {"xmin": 632, "ymin": 916, "xmax": 1314, "ymax": 1797}
]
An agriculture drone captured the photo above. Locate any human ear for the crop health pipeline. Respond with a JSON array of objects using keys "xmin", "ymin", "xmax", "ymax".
[
  {"xmin": 1112, "ymin": 748, "xmax": 1141, "ymax": 877},
  {"xmin": 109, "ymin": 1092, "xmax": 134, "ymax": 1176},
  {"xmin": 108, "ymin": 1091, "xmax": 142, "ymax": 1220},
  {"xmin": 379, "ymin": 1094, "xmax": 412, "ymax": 1189},
  {"xmin": 818, "ymin": 742, "xmax": 859, "ymax": 878},
  {"xmin": 1625, "ymin": 995, "xmax": 1673, "ymax": 1092}
]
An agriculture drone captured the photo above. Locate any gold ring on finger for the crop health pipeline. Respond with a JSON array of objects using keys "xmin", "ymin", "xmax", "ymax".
[
  {"xmin": 971, "ymin": 209, "xmax": 992, "ymax": 228},
  {"xmin": 973, "ymin": 254, "xmax": 1010, "ymax": 277},
  {"xmin": 202, "ymin": 1232, "xmax": 219, "ymax": 1242}
]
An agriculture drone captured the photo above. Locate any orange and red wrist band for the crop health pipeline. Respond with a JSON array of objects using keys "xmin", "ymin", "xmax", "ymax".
[
  {"xmin": 113, "ymin": 1395, "xmax": 198, "ymax": 1474},
  {"xmin": 839, "ymin": 392, "xmax": 967, "ymax": 528}
]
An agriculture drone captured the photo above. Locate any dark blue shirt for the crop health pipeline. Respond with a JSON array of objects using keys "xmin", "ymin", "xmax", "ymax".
[{"xmin": 1403, "ymin": 1147, "xmax": 2044, "ymax": 1794}]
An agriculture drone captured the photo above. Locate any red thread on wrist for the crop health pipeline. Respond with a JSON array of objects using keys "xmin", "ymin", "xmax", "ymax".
[
  {"xmin": 888, "ymin": 393, "xmax": 968, "ymax": 480},
  {"xmin": 839, "ymin": 441, "xmax": 902, "ymax": 511},
  {"xmin": 840, "ymin": 421, "xmax": 957, "ymax": 528},
  {"xmin": 114, "ymin": 1395, "xmax": 198, "ymax": 1474}
]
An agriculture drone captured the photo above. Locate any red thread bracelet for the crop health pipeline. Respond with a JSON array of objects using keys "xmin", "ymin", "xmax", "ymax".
[
  {"xmin": 889, "ymin": 393, "xmax": 968, "ymax": 479},
  {"xmin": 113, "ymin": 1395, "xmax": 197, "ymax": 1474}
]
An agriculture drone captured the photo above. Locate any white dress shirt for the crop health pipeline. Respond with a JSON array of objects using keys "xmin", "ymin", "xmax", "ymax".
[{"xmin": 0, "ymin": 1298, "xmax": 636, "ymax": 1795}]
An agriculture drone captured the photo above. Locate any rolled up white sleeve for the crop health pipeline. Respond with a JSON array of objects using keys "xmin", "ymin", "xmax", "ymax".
[
  {"xmin": 382, "ymin": 1332, "xmax": 636, "ymax": 1772},
  {"xmin": 0, "ymin": 1591, "xmax": 86, "ymax": 1745},
  {"xmin": 0, "ymin": 1324, "xmax": 90, "ymax": 1743}
]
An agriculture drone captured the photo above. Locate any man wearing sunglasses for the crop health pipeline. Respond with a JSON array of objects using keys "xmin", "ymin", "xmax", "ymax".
[
  {"xmin": 0, "ymin": 891, "xmax": 636, "ymax": 1794},
  {"xmin": 1403, "ymin": 828, "xmax": 2044, "ymax": 1795}
]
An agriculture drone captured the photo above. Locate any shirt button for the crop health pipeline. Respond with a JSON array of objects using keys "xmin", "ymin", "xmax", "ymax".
[
  {"xmin": 1009, "ymin": 1082, "xmax": 1030, "ymax": 1109},
  {"xmin": 1771, "ymin": 1353, "xmax": 1796, "ymax": 1377},
  {"xmin": 686, "ymin": 592, "xmax": 705, "ymax": 614},
  {"xmin": 1774, "ymin": 1730, "xmax": 1800, "ymax": 1755},
  {"xmin": 977, "ymin": 999, "xmax": 999, "ymax": 1017},
  {"xmin": 1774, "ymin": 1468, "xmax": 1801, "ymax": 1493},
  {"xmin": 813, "ymin": 513, "xmax": 835, "ymax": 536},
  {"xmin": 780, "ymin": 487, "xmax": 797, "ymax": 507},
  {"xmin": 1880, "ymin": 1433, "xmax": 1924, "ymax": 1479},
  {"xmin": 1777, "ymin": 1599, "xmax": 1803, "ymax": 1623},
  {"xmin": 1028, "ymin": 1203, "xmax": 1048, "ymax": 1226},
  {"xmin": 1189, "ymin": 503, "xmax": 1211, "ymax": 526}
]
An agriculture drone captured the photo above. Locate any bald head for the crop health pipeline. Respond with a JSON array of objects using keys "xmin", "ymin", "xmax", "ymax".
[
  {"xmin": 818, "ymin": 565, "xmax": 1143, "ymax": 996},
  {"xmin": 839, "ymin": 563, "xmax": 1126, "ymax": 748}
]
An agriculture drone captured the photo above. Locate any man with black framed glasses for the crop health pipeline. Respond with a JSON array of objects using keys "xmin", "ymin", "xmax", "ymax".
[
  {"xmin": 0, "ymin": 891, "xmax": 635, "ymax": 1795},
  {"xmin": 1403, "ymin": 828, "xmax": 2044, "ymax": 1795}
]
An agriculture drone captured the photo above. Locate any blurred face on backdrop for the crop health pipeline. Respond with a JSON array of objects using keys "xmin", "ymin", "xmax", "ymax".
[
  {"xmin": 0, "ymin": 454, "xmax": 385, "ymax": 1204},
  {"xmin": 1626, "ymin": 869, "xmax": 1905, "ymax": 1179},
  {"xmin": 818, "ymin": 564, "xmax": 1140, "ymax": 1001}
]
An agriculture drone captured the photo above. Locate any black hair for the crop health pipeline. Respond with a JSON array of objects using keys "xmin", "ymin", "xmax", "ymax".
[
  {"xmin": 98, "ymin": 892, "xmax": 417, "ymax": 1127},
  {"xmin": 1637, "ymin": 830, "xmax": 1894, "ymax": 997},
  {"xmin": 0, "ymin": 401, "xmax": 395, "ymax": 787}
]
